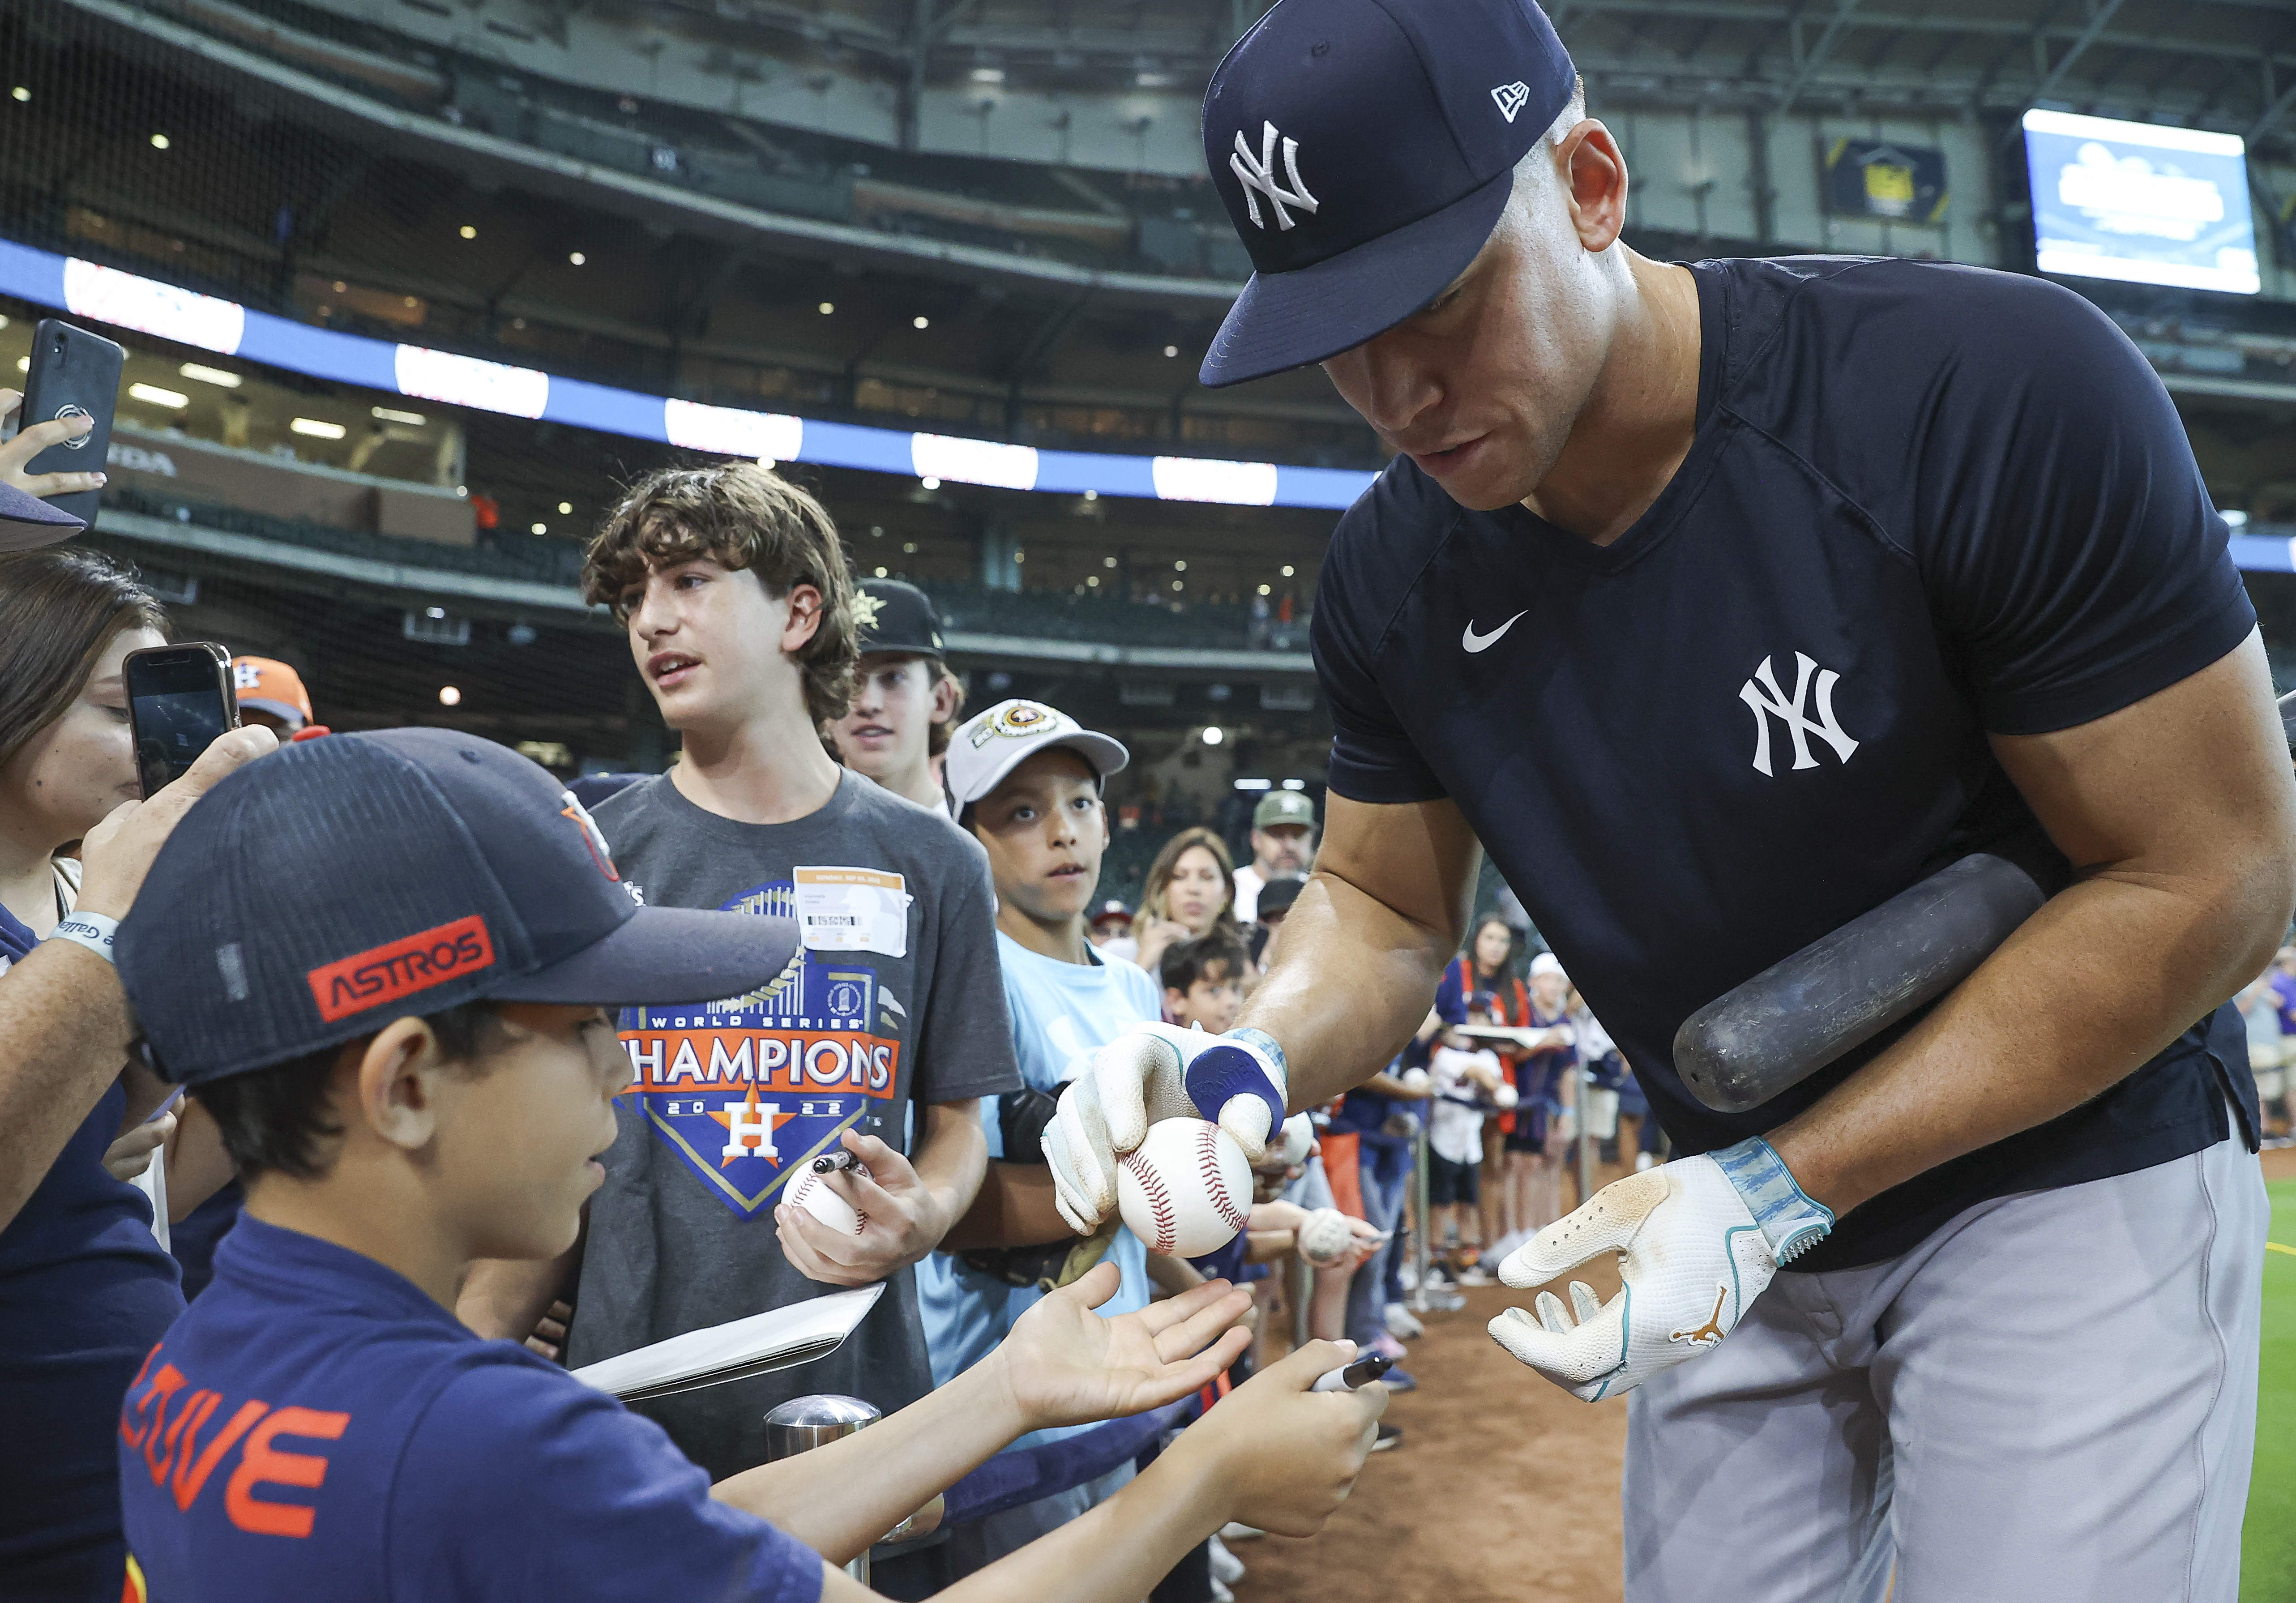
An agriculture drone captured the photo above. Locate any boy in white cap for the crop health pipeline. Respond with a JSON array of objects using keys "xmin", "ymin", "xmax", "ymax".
[{"xmin": 917, "ymin": 700, "xmax": 1175, "ymax": 1580}]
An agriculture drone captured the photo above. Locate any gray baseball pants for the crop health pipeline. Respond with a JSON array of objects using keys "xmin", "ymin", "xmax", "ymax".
[{"xmin": 1623, "ymin": 1123, "xmax": 2266, "ymax": 1603}]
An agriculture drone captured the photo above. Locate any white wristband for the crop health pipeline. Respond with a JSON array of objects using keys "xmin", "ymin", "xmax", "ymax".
[{"xmin": 47, "ymin": 912, "xmax": 119, "ymax": 966}]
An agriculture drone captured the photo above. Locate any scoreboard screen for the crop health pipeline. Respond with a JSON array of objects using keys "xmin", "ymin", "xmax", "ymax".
[{"xmin": 2022, "ymin": 109, "xmax": 2259, "ymax": 296}]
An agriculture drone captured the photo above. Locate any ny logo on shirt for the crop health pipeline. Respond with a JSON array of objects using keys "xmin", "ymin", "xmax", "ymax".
[{"xmin": 1738, "ymin": 652, "xmax": 1859, "ymax": 777}]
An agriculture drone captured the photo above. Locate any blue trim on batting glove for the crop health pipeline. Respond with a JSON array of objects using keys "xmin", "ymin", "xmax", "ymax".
[
  {"xmin": 1184, "ymin": 1028, "xmax": 1287, "ymax": 1142},
  {"xmin": 1710, "ymin": 1137, "xmax": 1834, "ymax": 1264}
]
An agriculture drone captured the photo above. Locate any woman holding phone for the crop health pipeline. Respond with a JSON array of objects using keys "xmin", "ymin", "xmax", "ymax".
[{"xmin": 0, "ymin": 542, "xmax": 269, "ymax": 1598}]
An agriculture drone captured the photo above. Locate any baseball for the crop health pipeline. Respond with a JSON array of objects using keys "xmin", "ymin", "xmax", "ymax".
[
  {"xmin": 1118, "ymin": 1117, "xmax": 1252, "ymax": 1257},
  {"xmin": 1401, "ymin": 1066, "xmax": 1430, "ymax": 1091},
  {"xmin": 786, "ymin": 1165, "xmax": 866, "ymax": 1235},
  {"xmin": 1296, "ymin": 1206, "xmax": 1355, "ymax": 1269},
  {"xmin": 1494, "ymin": 1081, "xmax": 1520, "ymax": 1109}
]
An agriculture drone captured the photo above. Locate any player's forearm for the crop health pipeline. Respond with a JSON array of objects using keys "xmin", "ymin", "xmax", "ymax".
[
  {"xmin": 0, "ymin": 942, "xmax": 134, "ymax": 1233},
  {"xmin": 1242, "ymin": 872, "xmax": 1460, "ymax": 1108},
  {"xmin": 715, "ymin": 1351, "xmax": 1025, "ymax": 1562},
  {"xmin": 938, "ymin": 1160, "xmax": 1075, "ymax": 1252},
  {"xmin": 1770, "ymin": 853, "xmax": 2292, "ymax": 1218}
]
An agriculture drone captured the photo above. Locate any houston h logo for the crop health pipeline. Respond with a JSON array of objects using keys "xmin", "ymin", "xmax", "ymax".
[{"xmin": 1738, "ymin": 653, "xmax": 1858, "ymax": 777}]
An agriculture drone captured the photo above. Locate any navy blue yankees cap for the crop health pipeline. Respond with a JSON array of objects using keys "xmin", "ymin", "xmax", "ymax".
[
  {"xmin": 117, "ymin": 729, "xmax": 799, "ymax": 1086},
  {"xmin": 1199, "ymin": 0, "xmax": 1576, "ymax": 387},
  {"xmin": 0, "ymin": 480, "xmax": 85, "ymax": 548}
]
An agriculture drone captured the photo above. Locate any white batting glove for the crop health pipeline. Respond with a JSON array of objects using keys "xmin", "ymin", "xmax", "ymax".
[
  {"xmin": 1487, "ymin": 1138, "xmax": 1832, "ymax": 1402},
  {"xmin": 1042, "ymin": 1023, "xmax": 1288, "ymax": 1234}
]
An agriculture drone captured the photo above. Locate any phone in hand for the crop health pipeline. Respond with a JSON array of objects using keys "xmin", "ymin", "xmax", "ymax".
[
  {"xmin": 16, "ymin": 318, "xmax": 124, "ymax": 532},
  {"xmin": 124, "ymin": 644, "xmax": 239, "ymax": 797}
]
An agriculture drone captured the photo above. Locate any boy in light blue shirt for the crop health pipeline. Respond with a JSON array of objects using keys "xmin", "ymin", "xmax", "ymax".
[{"xmin": 918, "ymin": 700, "xmax": 1164, "ymax": 1576}]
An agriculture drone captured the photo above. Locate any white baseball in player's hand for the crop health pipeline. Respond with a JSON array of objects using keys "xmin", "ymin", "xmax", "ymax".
[
  {"xmin": 1116, "ymin": 1117, "xmax": 1252, "ymax": 1257},
  {"xmin": 1043, "ymin": 1022, "xmax": 1287, "ymax": 1234},
  {"xmin": 1492, "ymin": 1081, "xmax": 1519, "ymax": 1109},
  {"xmin": 1400, "ymin": 1067, "xmax": 1430, "ymax": 1091}
]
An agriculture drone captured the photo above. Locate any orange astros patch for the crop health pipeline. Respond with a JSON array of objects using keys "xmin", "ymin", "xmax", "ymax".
[{"xmin": 306, "ymin": 915, "xmax": 495, "ymax": 1022}]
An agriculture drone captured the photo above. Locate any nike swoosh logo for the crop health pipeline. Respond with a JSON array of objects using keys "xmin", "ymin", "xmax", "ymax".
[{"xmin": 1462, "ymin": 611, "xmax": 1528, "ymax": 654}]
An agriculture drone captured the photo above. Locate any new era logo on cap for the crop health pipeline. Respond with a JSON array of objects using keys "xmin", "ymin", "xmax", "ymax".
[{"xmin": 1491, "ymin": 80, "xmax": 1532, "ymax": 121}]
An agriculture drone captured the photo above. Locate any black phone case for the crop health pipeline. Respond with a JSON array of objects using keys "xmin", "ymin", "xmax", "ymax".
[
  {"xmin": 124, "ymin": 644, "xmax": 238, "ymax": 796},
  {"xmin": 17, "ymin": 319, "xmax": 125, "ymax": 531}
]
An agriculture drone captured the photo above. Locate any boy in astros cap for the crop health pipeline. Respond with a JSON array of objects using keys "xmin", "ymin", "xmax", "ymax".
[{"xmin": 111, "ymin": 728, "xmax": 1381, "ymax": 1602}]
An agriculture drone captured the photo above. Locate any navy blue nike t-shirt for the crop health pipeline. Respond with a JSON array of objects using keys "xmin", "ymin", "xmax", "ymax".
[{"xmin": 1313, "ymin": 256, "xmax": 2259, "ymax": 1271}]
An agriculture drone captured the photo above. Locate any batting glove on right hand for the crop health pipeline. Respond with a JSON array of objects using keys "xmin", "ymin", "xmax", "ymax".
[
  {"xmin": 1042, "ymin": 1023, "xmax": 1288, "ymax": 1235},
  {"xmin": 1487, "ymin": 1138, "xmax": 1832, "ymax": 1402}
]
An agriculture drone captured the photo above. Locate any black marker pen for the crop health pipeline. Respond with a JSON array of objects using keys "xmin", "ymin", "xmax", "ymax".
[{"xmin": 1310, "ymin": 1353, "xmax": 1394, "ymax": 1393}]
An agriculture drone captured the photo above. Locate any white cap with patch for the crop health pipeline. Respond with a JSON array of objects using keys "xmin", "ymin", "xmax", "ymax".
[{"xmin": 945, "ymin": 699, "xmax": 1130, "ymax": 815}]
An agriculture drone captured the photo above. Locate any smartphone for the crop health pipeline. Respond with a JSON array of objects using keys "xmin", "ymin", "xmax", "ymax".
[
  {"xmin": 16, "ymin": 319, "xmax": 124, "ymax": 532},
  {"xmin": 125, "ymin": 644, "xmax": 238, "ymax": 796}
]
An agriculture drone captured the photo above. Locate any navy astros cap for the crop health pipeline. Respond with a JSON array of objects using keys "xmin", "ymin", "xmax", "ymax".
[
  {"xmin": 117, "ymin": 729, "xmax": 799, "ymax": 1086},
  {"xmin": 854, "ymin": 577, "xmax": 947, "ymax": 660},
  {"xmin": 1199, "ymin": 0, "xmax": 1576, "ymax": 388}
]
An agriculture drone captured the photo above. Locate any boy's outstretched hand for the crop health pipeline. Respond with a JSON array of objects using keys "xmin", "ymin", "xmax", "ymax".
[{"xmin": 992, "ymin": 1262, "xmax": 1251, "ymax": 1433}]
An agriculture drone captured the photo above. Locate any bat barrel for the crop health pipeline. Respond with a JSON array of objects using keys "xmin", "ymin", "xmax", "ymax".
[{"xmin": 1673, "ymin": 853, "xmax": 2046, "ymax": 1115}]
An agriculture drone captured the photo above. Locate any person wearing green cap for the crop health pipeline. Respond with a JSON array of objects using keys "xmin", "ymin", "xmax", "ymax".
[{"xmin": 1232, "ymin": 791, "xmax": 1317, "ymax": 924}]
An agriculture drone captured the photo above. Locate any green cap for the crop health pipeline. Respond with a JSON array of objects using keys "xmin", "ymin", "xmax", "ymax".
[{"xmin": 1253, "ymin": 790, "xmax": 1317, "ymax": 830}]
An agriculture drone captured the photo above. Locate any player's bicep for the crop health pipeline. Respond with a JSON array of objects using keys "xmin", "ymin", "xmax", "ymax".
[
  {"xmin": 1989, "ymin": 630, "xmax": 2295, "ymax": 880},
  {"xmin": 1311, "ymin": 794, "xmax": 1481, "ymax": 947}
]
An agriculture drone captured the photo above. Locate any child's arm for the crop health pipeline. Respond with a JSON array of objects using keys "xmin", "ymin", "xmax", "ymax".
[
  {"xmin": 817, "ymin": 1339, "xmax": 1385, "ymax": 1603},
  {"xmin": 938, "ymin": 1160, "xmax": 1077, "ymax": 1252},
  {"xmin": 712, "ymin": 1264, "xmax": 1248, "ymax": 1562},
  {"xmin": 458, "ymin": 1232, "xmax": 583, "ymax": 1344}
]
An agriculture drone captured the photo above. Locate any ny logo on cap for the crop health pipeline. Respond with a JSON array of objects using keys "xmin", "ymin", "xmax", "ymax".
[
  {"xmin": 1491, "ymin": 81, "xmax": 1532, "ymax": 122},
  {"xmin": 1231, "ymin": 121, "xmax": 1320, "ymax": 231}
]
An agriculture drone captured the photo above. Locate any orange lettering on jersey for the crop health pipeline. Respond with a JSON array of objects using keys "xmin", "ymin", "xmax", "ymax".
[
  {"xmin": 137, "ymin": 1366, "xmax": 189, "ymax": 1483},
  {"xmin": 120, "ymin": 1554, "xmax": 147, "ymax": 1603},
  {"xmin": 118, "ymin": 1347, "xmax": 164, "ymax": 1450},
  {"xmin": 150, "ymin": 1387, "xmax": 215, "ymax": 1485},
  {"xmin": 173, "ymin": 1399, "xmax": 269, "ymax": 1512},
  {"xmin": 223, "ymin": 1406, "xmax": 350, "ymax": 1538}
]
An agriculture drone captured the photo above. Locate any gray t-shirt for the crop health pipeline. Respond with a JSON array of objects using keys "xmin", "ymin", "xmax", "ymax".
[{"xmin": 566, "ymin": 769, "xmax": 1020, "ymax": 1479}]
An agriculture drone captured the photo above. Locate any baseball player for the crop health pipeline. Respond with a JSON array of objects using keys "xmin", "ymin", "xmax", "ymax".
[{"xmin": 1041, "ymin": 2, "xmax": 2296, "ymax": 1599}]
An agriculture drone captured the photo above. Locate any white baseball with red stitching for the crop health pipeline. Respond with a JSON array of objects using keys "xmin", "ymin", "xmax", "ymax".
[
  {"xmin": 1115, "ymin": 1116, "xmax": 1252, "ymax": 1257},
  {"xmin": 788, "ymin": 1168, "xmax": 866, "ymax": 1235}
]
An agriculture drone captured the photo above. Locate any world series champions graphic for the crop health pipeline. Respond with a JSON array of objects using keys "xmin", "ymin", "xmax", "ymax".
[{"xmin": 617, "ymin": 878, "xmax": 905, "ymax": 1218}]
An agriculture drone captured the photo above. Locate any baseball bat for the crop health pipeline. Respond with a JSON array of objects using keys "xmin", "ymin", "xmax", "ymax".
[{"xmin": 1672, "ymin": 687, "xmax": 2296, "ymax": 1116}]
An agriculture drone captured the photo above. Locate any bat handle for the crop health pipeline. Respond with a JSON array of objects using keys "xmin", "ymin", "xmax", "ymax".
[{"xmin": 1673, "ymin": 852, "xmax": 2047, "ymax": 1115}]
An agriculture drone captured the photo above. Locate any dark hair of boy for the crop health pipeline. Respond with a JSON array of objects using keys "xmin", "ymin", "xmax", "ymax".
[
  {"xmin": 1160, "ymin": 930, "xmax": 1250, "ymax": 998},
  {"xmin": 580, "ymin": 462, "xmax": 859, "ymax": 727},
  {"xmin": 192, "ymin": 1000, "xmax": 502, "ymax": 1181}
]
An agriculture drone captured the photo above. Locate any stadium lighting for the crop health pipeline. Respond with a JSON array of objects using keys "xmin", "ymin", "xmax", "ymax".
[
  {"xmin": 149, "ymin": 133, "xmax": 169, "ymax": 150},
  {"xmin": 819, "ymin": 302, "xmax": 834, "ymax": 315},
  {"xmin": 1172, "ymin": 579, "xmax": 1184, "ymax": 591},
  {"xmin": 1201, "ymin": 726, "xmax": 1224, "ymax": 746},
  {"xmin": 1174, "ymin": 560, "xmax": 1186, "ymax": 571},
  {"xmin": 437, "ymin": 686, "xmax": 462, "ymax": 706},
  {"xmin": 1083, "ymin": 489, "xmax": 1098, "ymax": 501},
  {"xmin": 568, "ymin": 252, "xmax": 586, "ymax": 266},
  {"xmin": 424, "ymin": 607, "xmax": 446, "ymax": 619},
  {"xmin": 970, "ymin": 68, "xmax": 1005, "ymax": 85},
  {"xmin": 1281, "ymin": 778, "xmax": 1306, "ymax": 790},
  {"xmin": 902, "ymin": 542, "xmax": 919, "ymax": 554},
  {"xmin": 1280, "ymin": 564, "xmax": 1295, "ymax": 577},
  {"xmin": 919, "ymin": 476, "xmax": 941, "ymax": 491},
  {"xmin": 458, "ymin": 225, "xmax": 476, "ymax": 239},
  {"xmin": 530, "ymin": 522, "xmax": 547, "ymax": 534},
  {"xmin": 758, "ymin": 457, "xmax": 776, "ymax": 470},
  {"xmin": 1164, "ymin": 345, "xmax": 1179, "ymax": 358},
  {"xmin": 1257, "ymin": 583, "xmax": 1271, "ymax": 595},
  {"xmin": 1087, "ymin": 575, "xmax": 1099, "ymax": 586},
  {"xmin": 290, "ymin": 417, "xmax": 346, "ymax": 439},
  {"xmin": 557, "ymin": 501, "xmax": 572, "ymax": 514},
  {"xmin": 372, "ymin": 406, "xmax": 427, "ymax": 425},
  {"xmin": 874, "ymin": 566, "xmax": 888, "ymax": 577},
  {"xmin": 1013, "ymin": 550, "xmax": 1026, "ymax": 564},
  {"xmin": 9, "ymin": 88, "xmax": 27, "ymax": 103},
  {"xmin": 128, "ymin": 383, "xmax": 188, "ymax": 409},
  {"xmin": 912, "ymin": 316, "xmax": 929, "ymax": 330},
  {"xmin": 1103, "ymin": 556, "xmax": 1116, "ymax": 567},
  {"xmin": 1234, "ymin": 778, "xmax": 1271, "ymax": 790},
  {"xmin": 178, "ymin": 362, "xmax": 240, "ymax": 388}
]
